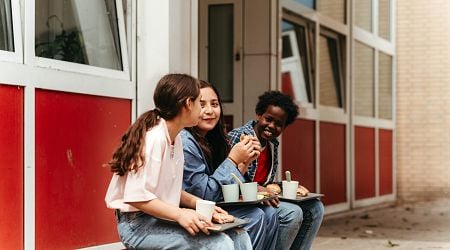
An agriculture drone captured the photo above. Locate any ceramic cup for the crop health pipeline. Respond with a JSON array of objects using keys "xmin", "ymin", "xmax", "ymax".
[
  {"xmin": 240, "ymin": 182, "xmax": 258, "ymax": 201},
  {"xmin": 196, "ymin": 200, "xmax": 215, "ymax": 221},
  {"xmin": 282, "ymin": 180, "xmax": 299, "ymax": 199},
  {"xmin": 222, "ymin": 183, "xmax": 239, "ymax": 202}
]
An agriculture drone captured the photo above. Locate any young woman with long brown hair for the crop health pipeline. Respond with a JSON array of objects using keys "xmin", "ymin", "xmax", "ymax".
[{"xmin": 105, "ymin": 74, "xmax": 252, "ymax": 249}]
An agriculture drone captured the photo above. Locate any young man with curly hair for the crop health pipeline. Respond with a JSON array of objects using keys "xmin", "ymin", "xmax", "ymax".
[{"xmin": 228, "ymin": 91, "xmax": 324, "ymax": 250}]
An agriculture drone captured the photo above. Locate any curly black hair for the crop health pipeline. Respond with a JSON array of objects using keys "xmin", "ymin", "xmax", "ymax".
[{"xmin": 255, "ymin": 91, "xmax": 299, "ymax": 126}]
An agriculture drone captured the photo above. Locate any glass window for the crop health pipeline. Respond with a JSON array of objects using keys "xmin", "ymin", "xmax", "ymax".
[
  {"xmin": 35, "ymin": 0, "xmax": 123, "ymax": 70},
  {"xmin": 355, "ymin": 0, "xmax": 372, "ymax": 32},
  {"xmin": 354, "ymin": 41, "xmax": 374, "ymax": 117},
  {"xmin": 293, "ymin": 0, "xmax": 315, "ymax": 9},
  {"xmin": 0, "ymin": 0, "xmax": 14, "ymax": 51},
  {"xmin": 281, "ymin": 19, "xmax": 315, "ymax": 104},
  {"xmin": 319, "ymin": 31, "xmax": 345, "ymax": 108},
  {"xmin": 317, "ymin": 0, "xmax": 346, "ymax": 24},
  {"xmin": 378, "ymin": 52, "xmax": 392, "ymax": 119},
  {"xmin": 208, "ymin": 4, "xmax": 233, "ymax": 102},
  {"xmin": 378, "ymin": 0, "xmax": 390, "ymax": 40}
]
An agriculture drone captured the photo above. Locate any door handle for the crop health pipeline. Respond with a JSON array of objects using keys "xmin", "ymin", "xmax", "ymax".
[{"xmin": 235, "ymin": 52, "xmax": 240, "ymax": 61}]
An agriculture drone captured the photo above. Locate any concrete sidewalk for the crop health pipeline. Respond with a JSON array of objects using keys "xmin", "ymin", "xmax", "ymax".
[{"xmin": 312, "ymin": 198, "xmax": 450, "ymax": 250}]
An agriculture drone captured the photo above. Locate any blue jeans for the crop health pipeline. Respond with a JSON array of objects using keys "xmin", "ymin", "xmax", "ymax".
[
  {"xmin": 227, "ymin": 205, "xmax": 279, "ymax": 250},
  {"xmin": 115, "ymin": 210, "xmax": 252, "ymax": 249},
  {"xmin": 262, "ymin": 199, "xmax": 324, "ymax": 250},
  {"xmin": 291, "ymin": 199, "xmax": 324, "ymax": 250}
]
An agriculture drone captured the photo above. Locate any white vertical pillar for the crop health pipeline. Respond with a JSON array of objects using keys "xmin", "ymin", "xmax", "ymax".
[{"xmin": 136, "ymin": 0, "xmax": 170, "ymax": 115}]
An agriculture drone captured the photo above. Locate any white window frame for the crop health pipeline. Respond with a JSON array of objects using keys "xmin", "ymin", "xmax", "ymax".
[
  {"xmin": 281, "ymin": 30, "xmax": 313, "ymax": 108},
  {"xmin": 0, "ymin": 0, "xmax": 23, "ymax": 63},
  {"xmin": 25, "ymin": 0, "xmax": 130, "ymax": 81}
]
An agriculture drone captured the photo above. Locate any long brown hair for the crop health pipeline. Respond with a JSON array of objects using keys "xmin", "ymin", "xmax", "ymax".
[
  {"xmin": 108, "ymin": 74, "xmax": 200, "ymax": 176},
  {"xmin": 186, "ymin": 80, "xmax": 229, "ymax": 171}
]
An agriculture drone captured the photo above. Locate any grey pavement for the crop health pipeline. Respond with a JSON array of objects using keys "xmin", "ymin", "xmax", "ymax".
[{"xmin": 312, "ymin": 198, "xmax": 450, "ymax": 250}]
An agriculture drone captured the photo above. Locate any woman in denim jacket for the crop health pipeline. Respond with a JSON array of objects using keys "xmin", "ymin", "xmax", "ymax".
[{"xmin": 182, "ymin": 80, "xmax": 279, "ymax": 250}]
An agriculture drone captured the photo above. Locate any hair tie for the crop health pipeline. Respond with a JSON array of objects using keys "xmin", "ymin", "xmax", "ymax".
[{"xmin": 153, "ymin": 108, "xmax": 161, "ymax": 118}]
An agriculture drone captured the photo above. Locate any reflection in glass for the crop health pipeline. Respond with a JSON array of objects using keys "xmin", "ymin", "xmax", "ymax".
[
  {"xmin": 35, "ymin": 0, "xmax": 122, "ymax": 70},
  {"xmin": 378, "ymin": 52, "xmax": 392, "ymax": 119},
  {"xmin": 317, "ymin": 0, "xmax": 346, "ymax": 24},
  {"xmin": 293, "ymin": 0, "xmax": 315, "ymax": 9},
  {"xmin": 208, "ymin": 4, "xmax": 233, "ymax": 102},
  {"xmin": 0, "ymin": 0, "xmax": 14, "ymax": 51},
  {"xmin": 378, "ymin": 0, "xmax": 390, "ymax": 40},
  {"xmin": 354, "ymin": 41, "xmax": 374, "ymax": 117},
  {"xmin": 281, "ymin": 19, "xmax": 315, "ymax": 104},
  {"xmin": 355, "ymin": 0, "xmax": 372, "ymax": 32},
  {"xmin": 319, "ymin": 34, "xmax": 344, "ymax": 108}
]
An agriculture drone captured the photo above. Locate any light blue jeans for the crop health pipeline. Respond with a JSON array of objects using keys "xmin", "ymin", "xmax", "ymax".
[
  {"xmin": 115, "ymin": 210, "xmax": 252, "ymax": 249},
  {"xmin": 261, "ymin": 199, "xmax": 324, "ymax": 250},
  {"xmin": 226, "ymin": 205, "xmax": 279, "ymax": 250}
]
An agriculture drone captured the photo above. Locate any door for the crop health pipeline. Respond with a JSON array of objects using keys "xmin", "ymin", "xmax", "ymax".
[{"xmin": 199, "ymin": 0, "xmax": 243, "ymax": 130}]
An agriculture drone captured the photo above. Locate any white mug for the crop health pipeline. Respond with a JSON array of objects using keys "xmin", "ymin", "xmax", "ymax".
[
  {"xmin": 282, "ymin": 180, "xmax": 299, "ymax": 199},
  {"xmin": 240, "ymin": 182, "xmax": 258, "ymax": 201},
  {"xmin": 222, "ymin": 183, "xmax": 239, "ymax": 202},
  {"xmin": 196, "ymin": 200, "xmax": 215, "ymax": 221}
]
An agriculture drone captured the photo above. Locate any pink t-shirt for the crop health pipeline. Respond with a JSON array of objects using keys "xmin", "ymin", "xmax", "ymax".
[{"xmin": 105, "ymin": 119, "xmax": 184, "ymax": 212}]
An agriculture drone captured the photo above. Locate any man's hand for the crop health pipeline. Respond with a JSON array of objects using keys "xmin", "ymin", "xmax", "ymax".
[
  {"xmin": 297, "ymin": 185, "xmax": 309, "ymax": 197},
  {"xmin": 258, "ymin": 186, "xmax": 280, "ymax": 207}
]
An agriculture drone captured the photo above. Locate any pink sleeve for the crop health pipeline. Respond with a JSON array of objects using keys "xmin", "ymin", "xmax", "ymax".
[{"xmin": 122, "ymin": 133, "xmax": 165, "ymax": 203}]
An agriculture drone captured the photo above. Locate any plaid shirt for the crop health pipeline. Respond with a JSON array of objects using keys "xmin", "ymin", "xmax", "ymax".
[{"xmin": 228, "ymin": 120, "xmax": 279, "ymax": 185}]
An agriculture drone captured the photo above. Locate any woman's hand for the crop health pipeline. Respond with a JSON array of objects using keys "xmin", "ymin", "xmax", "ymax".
[
  {"xmin": 212, "ymin": 206, "xmax": 235, "ymax": 224},
  {"xmin": 229, "ymin": 135, "xmax": 261, "ymax": 172},
  {"xmin": 175, "ymin": 208, "xmax": 212, "ymax": 236}
]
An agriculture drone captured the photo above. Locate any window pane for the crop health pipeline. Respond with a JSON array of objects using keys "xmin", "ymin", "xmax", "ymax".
[
  {"xmin": 378, "ymin": 0, "xmax": 390, "ymax": 40},
  {"xmin": 378, "ymin": 52, "xmax": 392, "ymax": 119},
  {"xmin": 355, "ymin": 0, "xmax": 372, "ymax": 32},
  {"xmin": 354, "ymin": 41, "xmax": 374, "ymax": 117},
  {"xmin": 0, "ymin": 0, "xmax": 14, "ymax": 51},
  {"xmin": 281, "ymin": 19, "xmax": 315, "ymax": 104},
  {"xmin": 208, "ymin": 4, "xmax": 233, "ymax": 102},
  {"xmin": 35, "ymin": 0, "xmax": 123, "ymax": 70},
  {"xmin": 319, "ymin": 34, "xmax": 344, "ymax": 108},
  {"xmin": 317, "ymin": 0, "xmax": 346, "ymax": 24},
  {"xmin": 293, "ymin": 0, "xmax": 315, "ymax": 9}
]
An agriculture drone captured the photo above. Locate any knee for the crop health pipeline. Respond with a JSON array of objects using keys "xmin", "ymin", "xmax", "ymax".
[{"xmin": 282, "ymin": 205, "xmax": 303, "ymax": 225}]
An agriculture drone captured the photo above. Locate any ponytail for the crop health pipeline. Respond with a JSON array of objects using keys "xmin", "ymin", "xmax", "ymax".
[
  {"xmin": 106, "ymin": 73, "xmax": 200, "ymax": 176},
  {"xmin": 107, "ymin": 110, "xmax": 160, "ymax": 176}
]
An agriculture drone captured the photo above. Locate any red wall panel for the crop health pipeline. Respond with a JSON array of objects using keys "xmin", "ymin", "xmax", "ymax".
[
  {"xmin": 320, "ymin": 122, "xmax": 346, "ymax": 205},
  {"xmin": 281, "ymin": 72, "xmax": 296, "ymax": 100},
  {"xmin": 379, "ymin": 129, "xmax": 393, "ymax": 195},
  {"xmin": 35, "ymin": 90, "xmax": 131, "ymax": 249},
  {"xmin": 354, "ymin": 126, "xmax": 376, "ymax": 200},
  {"xmin": 0, "ymin": 84, "xmax": 24, "ymax": 250},
  {"xmin": 282, "ymin": 119, "xmax": 316, "ymax": 191}
]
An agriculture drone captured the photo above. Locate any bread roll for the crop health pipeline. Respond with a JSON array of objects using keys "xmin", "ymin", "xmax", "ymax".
[{"xmin": 266, "ymin": 183, "xmax": 281, "ymax": 194}]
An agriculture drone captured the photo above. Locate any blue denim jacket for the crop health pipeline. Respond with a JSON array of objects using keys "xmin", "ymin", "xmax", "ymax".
[
  {"xmin": 228, "ymin": 120, "xmax": 279, "ymax": 186},
  {"xmin": 181, "ymin": 130, "xmax": 245, "ymax": 201}
]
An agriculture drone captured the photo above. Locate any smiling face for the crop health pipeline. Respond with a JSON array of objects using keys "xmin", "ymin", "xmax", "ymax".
[
  {"xmin": 197, "ymin": 87, "xmax": 221, "ymax": 135},
  {"xmin": 254, "ymin": 105, "xmax": 288, "ymax": 145}
]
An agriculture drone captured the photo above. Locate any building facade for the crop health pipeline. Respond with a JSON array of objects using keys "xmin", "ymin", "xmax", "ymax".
[{"xmin": 0, "ymin": 0, "xmax": 448, "ymax": 249}]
